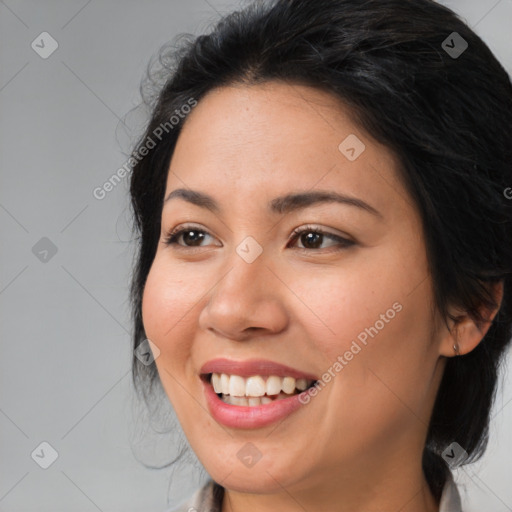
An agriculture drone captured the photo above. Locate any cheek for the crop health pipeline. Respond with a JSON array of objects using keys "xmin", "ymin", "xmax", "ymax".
[
  {"xmin": 141, "ymin": 258, "xmax": 207, "ymax": 420},
  {"xmin": 141, "ymin": 258, "xmax": 200, "ymax": 365},
  {"xmin": 297, "ymin": 280, "xmax": 436, "ymax": 463},
  {"xmin": 291, "ymin": 253, "xmax": 421, "ymax": 358},
  {"xmin": 322, "ymin": 285, "xmax": 436, "ymax": 433},
  {"xmin": 294, "ymin": 244, "xmax": 434, "ymax": 395}
]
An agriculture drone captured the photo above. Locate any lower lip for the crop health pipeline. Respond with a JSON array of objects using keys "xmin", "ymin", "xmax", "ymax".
[{"xmin": 202, "ymin": 378, "xmax": 312, "ymax": 429}]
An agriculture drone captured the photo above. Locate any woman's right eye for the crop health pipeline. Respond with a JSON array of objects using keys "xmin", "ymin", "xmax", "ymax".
[{"xmin": 163, "ymin": 226, "xmax": 216, "ymax": 248}]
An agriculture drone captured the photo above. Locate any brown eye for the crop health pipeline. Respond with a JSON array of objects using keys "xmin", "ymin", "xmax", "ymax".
[
  {"xmin": 178, "ymin": 229, "xmax": 205, "ymax": 246},
  {"xmin": 297, "ymin": 231, "xmax": 324, "ymax": 249},
  {"xmin": 289, "ymin": 226, "xmax": 354, "ymax": 251},
  {"xmin": 164, "ymin": 226, "xmax": 214, "ymax": 247}
]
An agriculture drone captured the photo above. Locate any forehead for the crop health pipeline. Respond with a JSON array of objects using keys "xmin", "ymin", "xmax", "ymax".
[{"xmin": 165, "ymin": 82, "xmax": 408, "ymax": 219}]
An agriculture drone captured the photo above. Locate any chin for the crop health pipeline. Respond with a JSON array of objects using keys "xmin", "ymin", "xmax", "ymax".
[{"xmin": 203, "ymin": 455, "xmax": 309, "ymax": 494}]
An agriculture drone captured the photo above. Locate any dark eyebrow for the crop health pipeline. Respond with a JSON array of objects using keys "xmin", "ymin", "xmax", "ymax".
[
  {"xmin": 164, "ymin": 188, "xmax": 222, "ymax": 214},
  {"xmin": 164, "ymin": 188, "xmax": 382, "ymax": 218},
  {"xmin": 269, "ymin": 190, "xmax": 382, "ymax": 218}
]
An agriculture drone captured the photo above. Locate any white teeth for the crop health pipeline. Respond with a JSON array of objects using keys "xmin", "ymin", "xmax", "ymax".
[
  {"xmin": 282, "ymin": 376, "xmax": 296, "ymax": 394},
  {"xmin": 266, "ymin": 375, "xmax": 282, "ymax": 395},
  {"xmin": 296, "ymin": 378, "xmax": 308, "ymax": 391},
  {"xmin": 229, "ymin": 375, "xmax": 246, "ymax": 396},
  {"xmin": 210, "ymin": 373, "xmax": 314, "ymax": 399},
  {"xmin": 246, "ymin": 376, "xmax": 266, "ymax": 397},
  {"xmin": 220, "ymin": 373, "xmax": 230, "ymax": 394},
  {"xmin": 221, "ymin": 393, "xmax": 285, "ymax": 406},
  {"xmin": 211, "ymin": 373, "xmax": 222, "ymax": 393},
  {"xmin": 230, "ymin": 396, "xmax": 248, "ymax": 406}
]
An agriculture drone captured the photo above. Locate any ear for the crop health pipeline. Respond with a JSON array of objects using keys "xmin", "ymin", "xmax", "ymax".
[{"xmin": 439, "ymin": 281, "xmax": 504, "ymax": 357}]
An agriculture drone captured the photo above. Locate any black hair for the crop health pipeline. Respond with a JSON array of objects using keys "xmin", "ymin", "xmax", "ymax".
[{"xmin": 129, "ymin": 0, "xmax": 512, "ymax": 502}]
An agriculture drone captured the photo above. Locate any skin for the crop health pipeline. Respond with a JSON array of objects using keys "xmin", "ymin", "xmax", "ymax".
[{"xmin": 141, "ymin": 81, "xmax": 500, "ymax": 512}]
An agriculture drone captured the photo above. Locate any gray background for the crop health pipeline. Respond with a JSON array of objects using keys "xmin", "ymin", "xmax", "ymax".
[{"xmin": 1, "ymin": 1, "xmax": 511, "ymax": 511}]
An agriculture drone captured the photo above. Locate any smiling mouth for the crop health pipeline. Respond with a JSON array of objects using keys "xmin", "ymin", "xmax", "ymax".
[{"xmin": 202, "ymin": 373, "xmax": 318, "ymax": 406}]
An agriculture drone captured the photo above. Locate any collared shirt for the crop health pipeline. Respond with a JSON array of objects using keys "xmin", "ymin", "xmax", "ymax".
[{"xmin": 166, "ymin": 471, "xmax": 463, "ymax": 512}]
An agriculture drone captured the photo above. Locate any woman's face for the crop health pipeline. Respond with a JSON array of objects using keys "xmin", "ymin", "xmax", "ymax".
[{"xmin": 142, "ymin": 82, "xmax": 448, "ymax": 495}]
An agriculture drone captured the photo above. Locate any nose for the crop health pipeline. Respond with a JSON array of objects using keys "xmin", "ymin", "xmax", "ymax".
[{"xmin": 198, "ymin": 251, "xmax": 289, "ymax": 342}]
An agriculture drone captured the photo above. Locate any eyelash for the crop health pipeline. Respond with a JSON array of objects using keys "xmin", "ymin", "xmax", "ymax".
[{"xmin": 163, "ymin": 224, "xmax": 354, "ymax": 252}]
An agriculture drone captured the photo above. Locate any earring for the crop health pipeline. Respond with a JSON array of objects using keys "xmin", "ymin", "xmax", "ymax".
[{"xmin": 453, "ymin": 342, "xmax": 460, "ymax": 356}]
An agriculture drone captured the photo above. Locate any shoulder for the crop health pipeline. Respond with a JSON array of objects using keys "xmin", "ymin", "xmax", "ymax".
[
  {"xmin": 439, "ymin": 471, "xmax": 463, "ymax": 512},
  {"xmin": 164, "ymin": 480, "xmax": 224, "ymax": 512}
]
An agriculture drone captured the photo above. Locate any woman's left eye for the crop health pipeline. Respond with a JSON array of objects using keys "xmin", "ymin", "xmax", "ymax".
[
  {"xmin": 163, "ymin": 225, "xmax": 354, "ymax": 252},
  {"xmin": 288, "ymin": 226, "xmax": 354, "ymax": 251}
]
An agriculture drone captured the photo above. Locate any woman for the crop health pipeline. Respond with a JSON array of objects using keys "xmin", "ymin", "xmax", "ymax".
[{"xmin": 129, "ymin": 0, "xmax": 512, "ymax": 510}]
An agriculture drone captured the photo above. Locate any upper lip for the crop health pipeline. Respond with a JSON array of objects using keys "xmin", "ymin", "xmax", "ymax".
[{"xmin": 200, "ymin": 358, "xmax": 318, "ymax": 380}]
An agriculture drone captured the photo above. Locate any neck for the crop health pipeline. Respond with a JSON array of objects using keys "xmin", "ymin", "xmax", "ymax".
[{"xmin": 221, "ymin": 457, "xmax": 440, "ymax": 512}]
